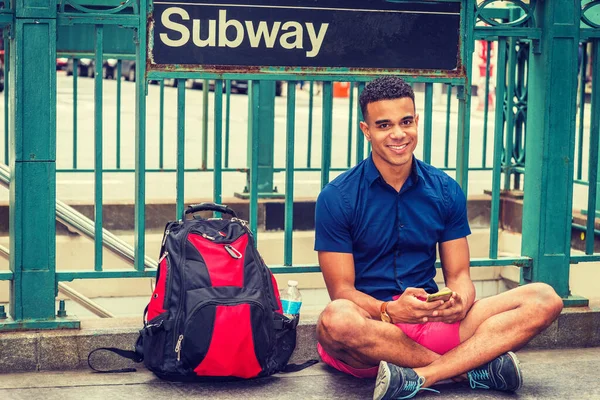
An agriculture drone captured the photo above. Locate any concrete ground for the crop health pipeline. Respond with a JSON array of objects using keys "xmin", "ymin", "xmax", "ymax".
[{"xmin": 1, "ymin": 347, "xmax": 599, "ymax": 400}]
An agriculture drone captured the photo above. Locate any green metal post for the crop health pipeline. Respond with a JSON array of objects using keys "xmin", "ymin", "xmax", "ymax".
[
  {"xmin": 577, "ymin": 43, "xmax": 587, "ymax": 181},
  {"xmin": 242, "ymin": 80, "xmax": 278, "ymax": 198},
  {"xmin": 482, "ymin": 41, "xmax": 492, "ymax": 168},
  {"xmin": 455, "ymin": 1, "xmax": 475, "ymax": 194},
  {"xmin": 347, "ymin": 83, "xmax": 354, "ymax": 168},
  {"xmin": 176, "ymin": 79, "xmax": 185, "ymax": 218},
  {"xmin": 159, "ymin": 80, "xmax": 164, "ymax": 169},
  {"xmin": 522, "ymin": 0, "xmax": 584, "ymax": 305},
  {"xmin": 307, "ymin": 81, "xmax": 314, "ymax": 168},
  {"xmin": 116, "ymin": 60, "xmax": 122, "ymax": 169},
  {"xmin": 321, "ymin": 81, "xmax": 333, "ymax": 188},
  {"xmin": 134, "ymin": 3, "xmax": 148, "ymax": 272},
  {"xmin": 356, "ymin": 82, "xmax": 365, "ymax": 163},
  {"xmin": 444, "ymin": 85, "xmax": 452, "ymax": 168},
  {"xmin": 214, "ymin": 79, "xmax": 223, "ymax": 206},
  {"xmin": 7, "ymin": 0, "xmax": 78, "ymax": 328},
  {"xmin": 72, "ymin": 58, "xmax": 78, "ymax": 169},
  {"xmin": 225, "ymin": 79, "xmax": 231, "ymax": 168},
  {"xmin": 284, "ymin": 83, "xmax": 296, "ymax": 266},
  {"xmin": 423, "ymin": 83, "xmax": 433, "ymax": 164},
  {"xmin": 587, "ymin": 41, "xmax": 600, "ymax": 254},
  {"xmin": 3, "ymin": 29, "xmax": 8, "ymax": 165},
  {"xmin": 202, "ymin": 79, "xmax": 209, "ymax": 170},
  {"xmin": 249, "ymin": 81, "xmax": 259, "ymax": 236},
  {"xmin": 504, "ymin": 38, "xmax": 517, "ymax": 191},
  {"xmin": 94, "ymin": 26, "xmax": 104, "ymax": 272},
  {"xmin": 490, "ymin": 37, "xmax": 508, "ymax": 260}
]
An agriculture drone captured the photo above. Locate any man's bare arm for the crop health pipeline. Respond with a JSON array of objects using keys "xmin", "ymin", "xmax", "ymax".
[
  {"xmin": 435, "ymin": 237, "xmax": 475, "ymax": 322},
  {"xmin": 318, "ymin": 251, "xmax": 384, "ymax": 319},
  {"xmin": 319, "ymin": 251, "xmax": 444, "ymax": 323}
]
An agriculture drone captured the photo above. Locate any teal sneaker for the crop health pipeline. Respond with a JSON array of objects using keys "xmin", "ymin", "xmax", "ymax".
[
  {"xmin": 467, "ymin": 352, "xmax": 523, "ymax": 392},
  {"xmin": 373, "ymin": 361, "xmax": 439, "ymax": 400}
]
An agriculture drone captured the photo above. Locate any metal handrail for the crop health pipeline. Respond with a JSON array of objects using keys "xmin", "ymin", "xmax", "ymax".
[{"xmin": 0, "ymin": 163, "xmax": 157, "ymax": 270}]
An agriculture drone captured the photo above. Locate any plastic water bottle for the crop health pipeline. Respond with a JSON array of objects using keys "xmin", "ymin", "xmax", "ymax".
[{"xmin": 280, "ymin": 280, "xmax": 302, "ymax": 320}]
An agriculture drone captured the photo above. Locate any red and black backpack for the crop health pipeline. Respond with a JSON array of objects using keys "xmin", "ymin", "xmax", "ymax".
[{"xmin": 89, "ymin": 203, "xmax": 316, "ymax": 380}]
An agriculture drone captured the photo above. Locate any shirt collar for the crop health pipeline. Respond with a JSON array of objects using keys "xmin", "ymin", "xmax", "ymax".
[{"xmin": 365, "ymin": 154, "xmax": 424, "ymax": 187}]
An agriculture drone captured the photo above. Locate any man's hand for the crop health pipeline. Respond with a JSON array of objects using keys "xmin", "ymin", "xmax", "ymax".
[
  {"xmin": 387, "ymin": 288, "xmax": 450, "ymax": 324},
  {"xmin": 428, "ymin": 288, "xmax": 469, "ymax": 324}
]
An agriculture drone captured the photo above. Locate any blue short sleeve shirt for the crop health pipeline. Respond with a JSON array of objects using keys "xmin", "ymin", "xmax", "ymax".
[{"xmin": 314, "ymin": 155, "xmax": 471, "ymax": 301}]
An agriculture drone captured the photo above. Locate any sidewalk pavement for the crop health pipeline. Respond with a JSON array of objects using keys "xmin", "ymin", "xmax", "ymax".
[{"xmin": 1, "ymin": 347, "xmax": 599, "ymax": 400}]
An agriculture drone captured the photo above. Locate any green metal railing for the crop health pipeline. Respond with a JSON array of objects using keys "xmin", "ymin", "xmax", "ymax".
[{"xmin": 0, "ymin": 0, "xmax": 599, "ymax": 328}]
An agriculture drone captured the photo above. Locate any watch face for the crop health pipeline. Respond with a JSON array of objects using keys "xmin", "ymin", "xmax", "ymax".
[{"xmin": 381, "ymin": 313, "xmax": 392, "ymax": 324}]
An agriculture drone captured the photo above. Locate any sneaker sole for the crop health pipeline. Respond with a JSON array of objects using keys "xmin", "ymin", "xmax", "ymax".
[
  {"xmin": 506, "ymin": 351, "xmax": 523, "ymax": 391},
  {"xmin": 373, "ymin": 361, "xmax": 391, "ymax": 400}
]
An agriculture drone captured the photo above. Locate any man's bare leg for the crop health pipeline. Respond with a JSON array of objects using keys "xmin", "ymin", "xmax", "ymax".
[
  {"xmin": 412, "ymin": 283, "xmax": 563, "ymax": 387},
  {"xmin": 317, "ymin": 299, "xmax": 441, "ymax": 369}
]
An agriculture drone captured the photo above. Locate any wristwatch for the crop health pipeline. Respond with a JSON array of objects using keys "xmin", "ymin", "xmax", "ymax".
[{"xmin": 380, "ymin": 301, "xmax": 392, "ymax": 323}]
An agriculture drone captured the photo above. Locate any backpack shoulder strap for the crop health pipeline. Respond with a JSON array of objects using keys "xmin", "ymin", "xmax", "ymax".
[
  {"xmin": 280, "ymin": 359, "xmax": 319, "ymax": 373},
  {"xmin": 87, "ymin": 346, "xmax": 144, "ymax": 373}
]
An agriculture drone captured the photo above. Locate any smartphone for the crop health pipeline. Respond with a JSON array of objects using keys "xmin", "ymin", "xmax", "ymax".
[{"xmin": 426, "ymin": 288, "xmax": 453, "ymax": 303}]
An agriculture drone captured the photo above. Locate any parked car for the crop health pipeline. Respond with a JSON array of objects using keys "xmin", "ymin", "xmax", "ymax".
[
  {"xmin": 56, "ymin": 58, "xmax": 69, "ymax": 71},
  {"xmin": 229, "ymin": 80, "xmax": 282, "ymax": 96},
  {"xmin": 96, "ymin": 59, "xmax": 119, "ymax": 79},
  {"xmin": 66, "ymin": 58, "xmax": 94, "ymax": 77},
  {"xmin": 122, "ymin": 60, "xmax": 136, "ymax": 82}
]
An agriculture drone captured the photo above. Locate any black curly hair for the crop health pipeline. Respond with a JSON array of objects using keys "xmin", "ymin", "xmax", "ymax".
[{"xmin": 359, "ymin": 77, "xmax": 415, "ymax": 120}]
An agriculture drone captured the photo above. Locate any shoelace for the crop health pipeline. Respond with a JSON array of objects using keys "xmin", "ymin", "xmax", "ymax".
[
  {"xmin": 468, "ymin": 369, "xmax": 491, "ymax": 390},
  {"xmin": 398, "ymin": 376, "xmax": 440, "ymax": 399}
]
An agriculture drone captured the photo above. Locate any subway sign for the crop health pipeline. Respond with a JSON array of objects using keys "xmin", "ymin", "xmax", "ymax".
[{"xmin": 148, "ymin": 0, "xmax": 462, "ymax": 72}]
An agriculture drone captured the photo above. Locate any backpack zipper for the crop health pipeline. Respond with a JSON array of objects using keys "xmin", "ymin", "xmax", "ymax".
[{"xmin": 175, "ymin": 334, "xmax": 184, "ymax": 361}]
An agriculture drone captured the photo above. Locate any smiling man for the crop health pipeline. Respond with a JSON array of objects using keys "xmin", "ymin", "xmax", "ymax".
[{"xmin": 314, "ymin": 77, "xmax": 563, "ymax": 399}]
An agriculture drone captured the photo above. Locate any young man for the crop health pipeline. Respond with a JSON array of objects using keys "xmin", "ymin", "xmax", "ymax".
[{"xmin": 314, "ymin": 76, "xmax": 563, "ymax": 399}]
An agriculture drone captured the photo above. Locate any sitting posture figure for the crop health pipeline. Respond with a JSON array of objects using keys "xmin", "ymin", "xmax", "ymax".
[{"xmin": 314, "ymin": 76, "xmax": 563, "ymax": 399}]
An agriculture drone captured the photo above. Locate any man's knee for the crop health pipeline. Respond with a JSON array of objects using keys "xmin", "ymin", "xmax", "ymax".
[
  {"xmin": 525, "ymin": 283, "xmax": 563, "ymax": 325},
  {"xmin": 318, "ymin": 299, "xmax": 366, "ymax": 345}
]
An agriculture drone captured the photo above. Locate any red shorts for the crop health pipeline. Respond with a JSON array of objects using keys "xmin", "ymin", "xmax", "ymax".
[{"xmin": 317, "ymin": 320, "xmax": 461, "ymax": 378}]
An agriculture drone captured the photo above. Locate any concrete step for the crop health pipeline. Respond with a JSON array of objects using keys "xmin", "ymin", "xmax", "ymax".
[
  {"xmin": 1, "ymin": 347, "xmax": 600, "ymax": 399},
  {"xmin": 1, "ymin": 303, "xmax": 599, "ymax": 374}
]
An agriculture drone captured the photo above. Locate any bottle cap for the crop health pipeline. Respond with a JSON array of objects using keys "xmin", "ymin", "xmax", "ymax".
[{"xmin": 288, "ymin": 280, "xmax": 298, "ymax": 287}]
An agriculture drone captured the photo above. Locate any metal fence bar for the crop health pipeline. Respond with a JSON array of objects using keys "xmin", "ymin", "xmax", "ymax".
[
  {"xmin": 159, "ymin": 80, "xmax": 165, "ymax": 169},
  {"xmin": 176, "ymin": 79, "xmax": 186, "ymax": 218},
  {"xmin": 202, "ymin": 79, "xmax": 209, "ymax": 169},
  {"xmin": 504, "ymin": 38, "xmax": 517, "ymax": 191},
  {"xmin": 116, "ymin": 60, "xmax": 122, "ymax": 169},
  {"xmin": 225, "ymin": 79, "xmax": 231, "ymax": 168},
  {"xmin": 73, "ymin": 58, "xmax": 79, "ymax": 169},
  {"xmin": 356, "ymin": 82, "xmax": 365, "ymax": 163},
  {"xmin": 249, "ymin": 81, "xmax": 259, "ymax": 237},
  {"xmin": 489, "ymin": 37, "xmax": 508, "ymax": 259},
  {"xmin": 213, "ymin": 79, "xmax": 223, "ymax": 207},
  {"xmin": 444, "ymin": 85, "xmax": 452, "ymax": 168},
  {"xmin": 94, "ymin": 26, "xmax": 104, "ymax": 272},
  {"xmin": 307, "ymin": 81, "xmax": 314, "ymax": 168},
  {"xmin": 284, "ymin": 82, "xmax": 296, "ymax": 267},
  {"xmin": 577, "ymin": 43, "xmax": 588, "ymax": 181},
  {"xmin": 134, "ymin": 3, "xmax": 148, "ymax": 271},
  {"xmin": 423, "ymin": 83, "xmax": 433, "ymax": 164},
  {"xmin": 482, "ymin": 40, "xmax": 492, "ymax": 168},
  {"xmin": 321, "ymin": 81, "xmax": 333, "ymax": 188},
  {"xmin": 3, "ymin": 29, "xmax": 8, "ymax": 165},
  {"xmin": 586, "ymin": 41, "xmax": 600, "ymax": 255},
  {"xmin": 347, "ymin": 83, "xmax": 354, "ymax": 167}
]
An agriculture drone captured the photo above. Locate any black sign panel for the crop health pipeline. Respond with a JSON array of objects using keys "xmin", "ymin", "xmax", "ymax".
[{"xmin": 149, "ymin": 0, "xmax": 461, "ymax": 71}]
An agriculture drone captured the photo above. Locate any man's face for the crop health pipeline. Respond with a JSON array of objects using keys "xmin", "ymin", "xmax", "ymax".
[{"xmin": 360, "ymin": 97, "xmax": 419, "ymax": 170}]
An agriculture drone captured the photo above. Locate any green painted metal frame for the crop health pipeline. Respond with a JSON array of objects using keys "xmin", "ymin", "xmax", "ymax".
[{"xmin": 4, "ymin": 0, "xmax": 600, "ymax": 330}]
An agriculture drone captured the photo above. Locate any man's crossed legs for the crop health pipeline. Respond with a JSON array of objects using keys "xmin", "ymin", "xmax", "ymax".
[{"xmin": 316, "ymin": 283, "xmax": 563, "ymax": 399}]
